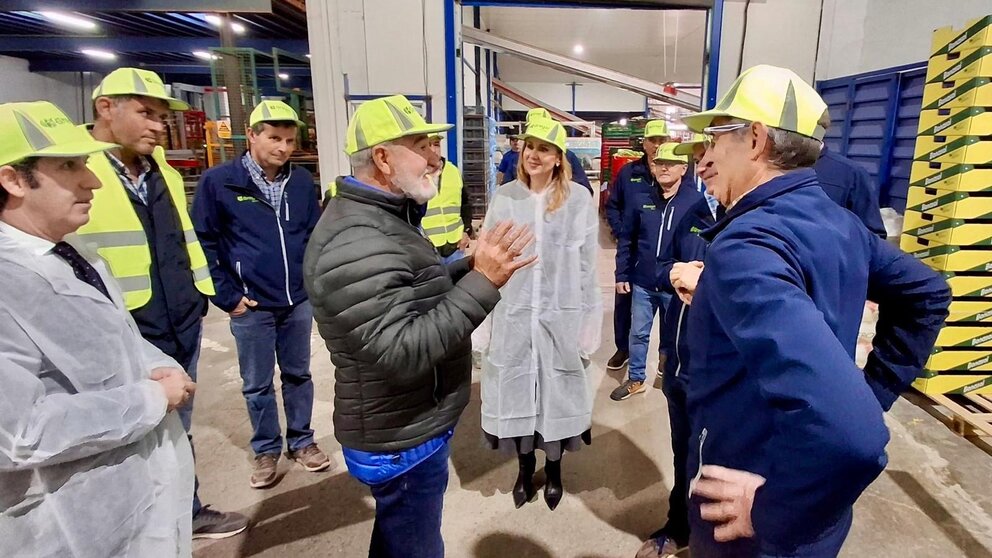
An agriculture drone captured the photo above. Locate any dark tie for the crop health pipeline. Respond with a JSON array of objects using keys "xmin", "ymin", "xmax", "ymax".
[{"xmin": 52, "ymin": 241, "xmax": 112, "ymax": 301}]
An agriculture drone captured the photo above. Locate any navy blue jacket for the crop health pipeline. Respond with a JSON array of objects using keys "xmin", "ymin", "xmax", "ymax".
[
  {"xmin": 685, "ymin": 169, "xmax": 949, "ymax": 552},
  {"xmin": 606, "ymin": 156, "xmax": 652, "ymax": 238},
  {"xmin": 658, "ymin": 198, "xmax": 715, "ymax": 384},
  {"xmin": 192, "ymin": 156, "xmax": 321, "ymax": 312},
  {"xmin": 814, "ymin": 146, "xmax": 887, "ymax": 238},
  {"xmin": 616, "ymin": 181, "xmax": 703, "ymax": 290}
]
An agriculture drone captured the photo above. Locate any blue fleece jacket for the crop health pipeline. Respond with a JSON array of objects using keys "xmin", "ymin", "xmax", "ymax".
[
  {"xmin": 814, "ymin": 146, "xmax": 886, "ymax": 238},
  {"xmin": 615, "ymin": 180, "xmax": 703, "ymax": 290},
  {"xmin": 685, "ymin": 168, "xmax": 949, "ymax": 553},
  {"xmin": 192, "ymin": 155, "xmax": 320, "ymax": 312}
]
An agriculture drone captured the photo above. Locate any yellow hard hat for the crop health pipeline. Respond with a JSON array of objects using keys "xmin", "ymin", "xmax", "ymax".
[
  {"xmin": 682, "ymin": 64, "xmax": 828, "ymax": 140},
  {"xmin": 344, "ymin": 95, "xmax": 451, "ymax": 155},
  {"xmin": 673, "ymin": 133, "xmax": 708, "ymax": 156},
  {"xmin": 526, "ymin": 107, "xmax": 552, "ymax": 123},
  {"xmin": 0, "ymin": 101, "xmax": 116, "ymax": 167},
  {"xmin": 643, "ymin": 120, "xmax": 670, "ymax": 139},
  {"xmin": 653, "ymin": 142, "xmax": 688, "ymax": 163},
  {"xmin": 519, "ymin": 117, "xmax": 567, "ymax": 153},
  {"xmin": 249, "ymin": 100, "xmax": 304, "ymax": 127},
  {"xmin": 92, "ymin": 67, "xmax": 190, "ymax": 111}
]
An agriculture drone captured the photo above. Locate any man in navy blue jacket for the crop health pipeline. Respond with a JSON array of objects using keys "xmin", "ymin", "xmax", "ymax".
[
  {"xmin": 605, "ymin": 120, "xmax": 670, "ymax": 371},
  {"xmin": 192, "ymin": 101, "xmax": 329, "ymax": 489},
  {"xmin": 612, "ymin": 143, "xmax": 703, "ymax": 402},
  {"xmin": 814, "ymin": 142, "xmax": 887, "ymax": 237},
  {"xmin": 679, "ymin": 66, "xmax": 949, "ymax": 557}
]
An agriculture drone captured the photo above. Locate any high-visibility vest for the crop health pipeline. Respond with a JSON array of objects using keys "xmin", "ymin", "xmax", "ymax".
[
  {"xmin": 422, "ymin": 161, "xmax": 465, "ymax": 247},
  {"xmin": 77, "ymin": 146, "xmax": 215, "ymax": 310}
]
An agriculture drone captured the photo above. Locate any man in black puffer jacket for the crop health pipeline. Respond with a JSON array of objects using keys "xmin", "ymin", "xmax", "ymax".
[{"xmin": 304, "ymin": 95, "xmax": 534, "ymax": 558}]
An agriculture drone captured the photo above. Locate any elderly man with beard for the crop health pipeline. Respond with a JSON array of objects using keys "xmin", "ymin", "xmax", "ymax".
[{"xmin": 304, "ymin": 95, "xmax": 535, "ymax": 558}]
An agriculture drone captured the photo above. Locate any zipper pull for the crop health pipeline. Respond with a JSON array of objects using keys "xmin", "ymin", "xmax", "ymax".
[{"xmin": 689, "ymin": 428, "xmax": 708, "ymax": 497}]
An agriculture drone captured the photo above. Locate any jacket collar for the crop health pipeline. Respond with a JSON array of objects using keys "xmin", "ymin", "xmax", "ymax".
[
  {"xmin": 224, "ymin": 150, "xmax": 294, "ymax": 194},
  {"xmin": 336, "ymin": 176, "xmax": 426, "ymax": 227},
  {"xmin": 701, "ymin": 168, "xmax": 819, "ymax": 241}
]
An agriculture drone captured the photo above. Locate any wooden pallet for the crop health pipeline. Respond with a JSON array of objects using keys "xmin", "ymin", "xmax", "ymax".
[{"xmin": 923, "ymin": 391, "xmax": 992, "ymax": 438}]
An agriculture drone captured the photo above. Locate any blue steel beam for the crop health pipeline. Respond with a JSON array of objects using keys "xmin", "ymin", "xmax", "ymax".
[
  {"xmin": 444, "ymin": 0, "xmax": 459, "ymax": 165},
  {"xmin": 704, "ymin": 0, "xmax": 723, "ymax": 109},
  {"xmin": 0, "ymin": 36, "xmax": 309, "ymax": 53}
]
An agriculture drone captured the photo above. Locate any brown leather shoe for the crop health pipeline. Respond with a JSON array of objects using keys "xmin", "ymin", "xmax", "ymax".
[
  {"xmin": 250, "ymin": 454, "xmax": 279, "ymax": 489},
  {"xmin": 286, "ymin": 444, "xmax": 331, "ymax": 472}
]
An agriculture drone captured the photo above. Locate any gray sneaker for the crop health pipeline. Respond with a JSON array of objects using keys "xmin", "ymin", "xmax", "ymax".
[
  {"xmin": 286, "ymin": 443, "xmax": 331, "ymax": 472},
  {"xmin": 192, "ymin": 506, "xmax": 249, "ymax": 540},
  {"xmin": 610, "ymin": 379, "xmax": 647, "ymax": 401},
  {"xmin": 250, "ymin": 453, "xmax": 279, "ymax": 489}
]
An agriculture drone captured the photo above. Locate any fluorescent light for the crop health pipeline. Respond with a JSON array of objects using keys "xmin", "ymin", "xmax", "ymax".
[
  {"xmin": 232, "ymin": 22, "xmax": 246, "ymax": 34},
  {"xmin": 278, "ymin": 73, "xmax": 289, "ymax": 80},
  {"xmin": 193, "ymin": 50, "xmax": 219, "ymax": 61},
  {"xmin": 573, "ymin": 44, "xmax": 584, "ymax": 55},
  {"xmin": 40, "ymin": 11, "xmax": 97, "ymax": 31},
  {"xmin": 81, "ymin": 49, "xmax": 116, "ymax": 60},
  {"xmin": 305, "ymin": 54, "xmax": 311, "ymax": 59},
  {"xmin": 205, "ymin": 14, "xmax": 245, "ymax": 34},
  {"xmin": 619, "ymin": 118, "xmax": 628, "ymax": 126},
  {"xmin": 205, "ymin": 14, "xmax": 222, "ymax": 26}
]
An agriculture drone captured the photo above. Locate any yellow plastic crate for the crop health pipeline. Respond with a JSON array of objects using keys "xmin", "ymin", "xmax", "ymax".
[
  {"xmin": 903, "ymin": 238, "xmax": 992, "ymax": 272},
  {"xmin": 927, "ymin": 46, "xmax": 992, "ymax": 83},
  {"xmin": 925, "ymin": 349, "xmax": 992, "ymax": 375},
  {"xmin": 943, "ymin": 273, "xmax": 992, "ymax": 298},
  {"xmin": 922, "ymin": 77, "xmax": 992, "ymax": 110},
  {"xmin": 918, "ymin": 106, "xmax": 992, "ymax": 136},
  {"xmin": 932, "ymin": 15, "xmax": 992, "ymax": 57},
  {"xmin": 934, "ymin": 325, "xmax": 992, "ymax": 348},
  {"xmin": 903, "ymin": 220, "xmax": 992, "ymax": 246},
  {"xmin": 909, "ymin": 162, "xmax": 992, "ymax": 191},
  {"xmin": 905, "ymin": 189, "xmax": 992, "ymax": 218},
  {"xmin": 914, "ymin": 135, "xmax": 992, "ymax": 164},
  {"xmin": 914, "ymin": 373, "xmax": 992, "ymax": 395},
  {"xmin": 948, "ymin": 300, "xmax": 992, "ymax": 323}
]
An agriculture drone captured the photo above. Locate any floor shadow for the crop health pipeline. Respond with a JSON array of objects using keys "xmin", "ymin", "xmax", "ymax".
[
  {"xmin": 472, "ymin": 532, "xmax": 555, "ymax": 558},
  {"xmin": 886, "ymin": 469, "xmax": 992, "ymax": 558}
]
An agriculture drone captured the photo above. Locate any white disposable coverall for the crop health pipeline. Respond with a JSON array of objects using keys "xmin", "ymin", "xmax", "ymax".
[
  {"xmin": 0, "ymin": 231, "xmax": 194, "ymax": 558},
  {"xmin": 477, "ymin": 180, "xmax": 602, "ymax": 443}
]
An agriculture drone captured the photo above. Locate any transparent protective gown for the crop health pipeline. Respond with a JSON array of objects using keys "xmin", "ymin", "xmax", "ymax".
[
  {"xmin": 476, "ymin": 181, "xmax": 602, "ymax": 444},
  {"xmin": 0, "ymin": 233, "xmax": 194, "ymax": 558}
]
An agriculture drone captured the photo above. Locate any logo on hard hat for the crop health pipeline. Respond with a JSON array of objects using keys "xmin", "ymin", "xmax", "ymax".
[{"xmin": 39, "ymin": 116, "xmax": 72, "ymax": 128}]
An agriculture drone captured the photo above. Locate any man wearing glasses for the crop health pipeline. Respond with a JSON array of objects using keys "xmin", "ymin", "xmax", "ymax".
[{"xmin": 678, "ymin": 65, "xmax": 950, "ymax": 557}]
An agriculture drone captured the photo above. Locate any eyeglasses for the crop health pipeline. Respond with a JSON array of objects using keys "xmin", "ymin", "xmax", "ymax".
[{"xmin": 701, "ymin": 122, "xmax": 750, "ymax": 142}]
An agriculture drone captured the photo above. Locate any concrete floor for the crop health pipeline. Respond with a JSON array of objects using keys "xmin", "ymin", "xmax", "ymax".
[{"xmin": 190, "ymin": 228, "xmax": 992, "ymax": 558}]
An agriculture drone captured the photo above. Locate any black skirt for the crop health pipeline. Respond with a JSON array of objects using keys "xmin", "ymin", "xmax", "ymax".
[{"xmin": 483, "ymin": 428, "xmax": 592, "ymax": 461}]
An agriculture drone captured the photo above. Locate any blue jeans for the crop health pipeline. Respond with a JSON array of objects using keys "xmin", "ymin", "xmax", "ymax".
[
  {"xmin": 368, "ymin": 443, "xmax": 450, "ymax": 558},
  {"xmin": 229, "ymin": 300, "xmax": 316, "ymax": 456},
  {"xmin": 628, "ymin": 285, "xmax": 671, "ymax": 382},
  {"xmin": 441, "ymin": 249, "xmax": 464, "ymax": 265}
]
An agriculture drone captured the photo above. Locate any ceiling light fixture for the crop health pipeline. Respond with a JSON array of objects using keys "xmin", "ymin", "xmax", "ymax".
[
  {"xmin": 278, "ymin": 73, "xmax": 290, "ymax": 80},
  {"xmin": 232, "ymin": 22, "xmax": 246, "ymax": 34},
  {"xmin": 619, "ymin": 118, "xmax": 628, "ymax": 126},
  {"xmin": 573, "ymin": 44, "xmax": 584, "ymax": 55},
  {"xmin": 80, "ymin": 48, "xmax": 116, "ymax": 60},
  {"xmin": 40, "ymin": 11, "xmax": 97, "ymax": 31},
  {"xmin": 305, "ymin": 54, "xmax": 311, "ymax": 59},
  {"xmin": 193, "ymin": 50, "xmax": 218, "ymax": 61},
  {"xmin": 205, "ymin": 14, "xmax": 245, "ymax": 34}
]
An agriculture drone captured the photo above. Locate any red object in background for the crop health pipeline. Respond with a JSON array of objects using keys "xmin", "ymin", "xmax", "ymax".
[
  {"xmin": 600, "ymin": 154, "xmax": 640, "ymax": 211},
  {"xmin": 663, "ymin": 84, "xmax": 678, "ymax": 96}
]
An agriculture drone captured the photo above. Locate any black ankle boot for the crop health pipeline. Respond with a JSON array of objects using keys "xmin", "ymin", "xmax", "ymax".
[
  {"xmin": 512, "ymin": 452, "xmax": 536, "ymax": 508},
  {"xmin": 544, "ymin": 457, "xmax": 563, "ymax": 511}
]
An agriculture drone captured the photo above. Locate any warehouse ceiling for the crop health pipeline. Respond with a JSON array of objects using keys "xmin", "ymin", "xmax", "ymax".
[
  {"xmin": 0, "ymin": 1, "xmax": 308, "ymax": 85},
  {"xmin": 481, "ymin": 6, "xmax": 707, "ymax": 85}
]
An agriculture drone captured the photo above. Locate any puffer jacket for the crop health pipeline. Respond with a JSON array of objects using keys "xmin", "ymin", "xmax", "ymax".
[{"xmin": 303, "ymin": 176, "xmax": 501, "ymax": 452}]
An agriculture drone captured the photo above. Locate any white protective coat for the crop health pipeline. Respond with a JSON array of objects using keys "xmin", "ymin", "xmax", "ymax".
[
  {"xmin": 476, "ymin": 180, "xmax": 602, "ymax": 443},
  {"xmin": 0, "ymin": 232, "xmax": 194, "ymax": 558}
]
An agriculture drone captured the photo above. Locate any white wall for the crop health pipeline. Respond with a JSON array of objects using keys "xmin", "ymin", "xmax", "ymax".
[
  {"xmin": 717, "ymin": 0, "xmax": 823, "ymax": 97},
  {"xmin": 308, "ymin": 0, "xmax": 459, "ymax": 183},
  {"xmin": 500, "ymin": 81, "xmax": 646, "ymax": 113},
  {"xmin": 0, "ymin": 55, "xmax": 99, "ymax": 124},
  {"xmin": 816, "ymin": 0, "xmax": 992, "ymax": 80}
]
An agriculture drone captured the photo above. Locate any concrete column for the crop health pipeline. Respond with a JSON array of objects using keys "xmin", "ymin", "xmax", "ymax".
[{"xmin": 306, "ymin": 0, "xmax": 351, "ymax": 190}]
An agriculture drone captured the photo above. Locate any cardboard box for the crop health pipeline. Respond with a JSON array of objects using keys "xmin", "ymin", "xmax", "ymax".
[
  {"xmin": 943, "ymin": 273, "xmax": 992, "ymax": 298},
  {"xmin": 914, "ymin": 373, "xmax": 992, "ymax": 395},
  {"xmin": 948, "ymin": 299, "xmax": 992, "ymax": 323},
  {"xmin": 926, "ymin": 46, "xmax": 992, "ymax": 83},
  {"xmin": 903, "ymin": 220, "xmax": 992, "ymax": 246},
  {"xmin": 918, "ymin": 106, "xmax": 992, "ymax": 136},
  {"xmin": 923, "ymin": 348, "xmax": 992, "ymax": 375},
  {"xmin": 914, "ymin": 135, "xmax": 992, "ymax": 164},
  {"xmin": 905, "ymin": 189, "xmax": 992, "ymax": 219},
  {"xmin": 909, "ymin": 162, "xmax": 992, "ymax": 191},
  {"xmin": 922, "ymin": 77, "xmax": 992, "ymax": 110},
  {"xmin": 902, "ymin": 238, "xmax": 992, "ymax": 272},
  {"xmin": 931, "ymin": 15, "xmax": 992, "ymax": 57},
  {"xmin": 934, "ymin": 325, "xmax": 992, "ymax": 348}
]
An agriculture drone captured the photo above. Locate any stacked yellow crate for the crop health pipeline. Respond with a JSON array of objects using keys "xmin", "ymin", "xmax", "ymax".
[{"xmin": 901, "ymin": 15, "xmax": 992, "ymax": 396}]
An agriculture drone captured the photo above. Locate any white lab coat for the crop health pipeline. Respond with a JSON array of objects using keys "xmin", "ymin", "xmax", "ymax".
[
  {"xmin": 0, "ymin": 230, "xmax": 194, "ymax": 558},
  {"xmin": 477, "ymin": 180, "xmax": 602, "ymax": 443}
]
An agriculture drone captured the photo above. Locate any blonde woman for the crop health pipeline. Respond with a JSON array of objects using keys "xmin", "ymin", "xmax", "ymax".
[{"xmin": 475, "ymin": 117, "xmax": 602, "ymax": 510}]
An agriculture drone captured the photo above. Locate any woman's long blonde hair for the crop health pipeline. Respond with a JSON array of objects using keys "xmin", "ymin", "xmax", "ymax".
[{"xmin": 516, "ymin": 141, "xmax": 573, "ymax": 214}]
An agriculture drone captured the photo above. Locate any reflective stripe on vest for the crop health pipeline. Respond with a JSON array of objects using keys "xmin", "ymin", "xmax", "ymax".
[
  {"xmin": 78, "ymin": 145, "xmax": 215, "ymax": 310},
  {"xmin": 422, "ymin": 161, "xmax": 464, "ymax": 246}
]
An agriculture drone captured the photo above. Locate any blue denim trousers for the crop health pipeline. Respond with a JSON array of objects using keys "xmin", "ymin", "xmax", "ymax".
[
  {"xmin": 368, "ymin": 443, "xmax": 450, "ymax": 558},
  {"xmin": 628, "ymin": 284, "xmax": 672, "ymax": 382},
  {"xmin": 229, "ymin": 300, "xmax": 316, "ymax": 456}
]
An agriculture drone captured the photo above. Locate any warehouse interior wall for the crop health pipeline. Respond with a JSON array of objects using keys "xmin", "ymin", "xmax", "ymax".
[
  {"xmin": 816, "ymin": 0, "xmax": 992, "ymax": 80},
  {"xmin": 0, "ymin": 55, "xmax": 99, "ymax": 124},
  {"xmin": 501, "ymin": 81, "xmax": 647, "ymax": 113},
  {"xmin": 308, "ymin": 0, "xmax": 456, "ymax": 183}
]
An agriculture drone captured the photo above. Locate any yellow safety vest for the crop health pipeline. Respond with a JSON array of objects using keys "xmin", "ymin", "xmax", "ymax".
[
  {"xmin": 422, "ymin": 161, "xmax": 465, "ymax": 247},
  {"xmin": 77, "ymin": 146, "xmax": 215, "ymax": 310}
]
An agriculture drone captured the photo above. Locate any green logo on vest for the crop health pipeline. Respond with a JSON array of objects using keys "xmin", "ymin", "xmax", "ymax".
[
  {"xmin": 643, "ymin": 204, "xmax": 656, "ymax": 210},
  {"xmin": 690, "ymin": 226, "xmax": 703, "ymax": 234},
  {"xmin": 631, "ymin": 177, "xmax": 643, "ymax": 183},
  {"xmin": 236, "ymin": 195, "xmax": 259, "ymax": 203}
]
